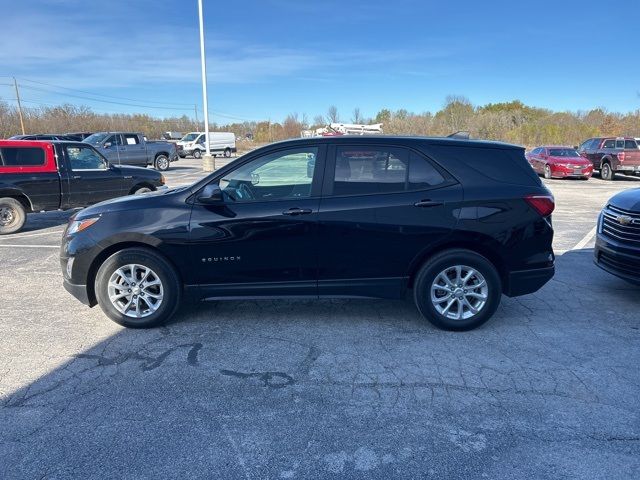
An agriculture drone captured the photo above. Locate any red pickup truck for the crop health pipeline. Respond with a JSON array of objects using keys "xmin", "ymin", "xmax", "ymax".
[
  {"xmin": 577, "ymin": 137, "xmax": 640, "ymax": 180},
  {"xmin": 0, "ymin": 140, "xmax": 165, "ymax": 234}
]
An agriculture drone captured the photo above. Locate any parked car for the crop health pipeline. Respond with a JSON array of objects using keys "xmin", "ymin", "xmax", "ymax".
[
  {"xmin": 577, "ymin": 137, "xmax": 640, "ymax": 180},
  {"xmin": 177, "ymin": 132, "xmax": 236, "ymax": 159},
  {"xmin": 526, "ymin": 146, "xmax": 593, "ymax": 179},
  {"xmin": 9, "ymin": 134, "xmax": 79, "ymax": 141},
  {"xmin": 83, "ymin": 132, "xmax": 178, "ymax": 171},
  {"xmin": 61, "ymin": 136, "xmax": 555, "ymax": 331},
  {"xmin": 594, "ymin": 188, "xmax": 640, "ymax": 285},
  {"xmin": 0, "ymin": 140, "xmax": 165, "ymax": 234},
  {"xmin": 65, "ymin": 132, "xmax": 94, "ymax": 141}
]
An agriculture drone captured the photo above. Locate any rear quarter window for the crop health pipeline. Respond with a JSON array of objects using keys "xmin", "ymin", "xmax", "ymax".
[
  {"xmin": 0, "ymin": 147, "xmax": 46, "ymax": 167},
  {"xmin": 428, "ymin": 145, "xmax": 541, "ymax": 186}
]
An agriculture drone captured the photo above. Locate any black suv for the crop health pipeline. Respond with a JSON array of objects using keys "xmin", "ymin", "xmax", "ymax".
[
  {"xmin": 61, "ymin": 136, "xmax": 555, "ymax": 330},
  {"xmin": 594, "ymin": 188, "xmax": 640, "ymax": 284}
]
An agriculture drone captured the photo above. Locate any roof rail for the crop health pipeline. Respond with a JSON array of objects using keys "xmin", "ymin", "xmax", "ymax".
[{"xmin": 447, "ymin": 131, "xmax": 470, "ymax": 139}]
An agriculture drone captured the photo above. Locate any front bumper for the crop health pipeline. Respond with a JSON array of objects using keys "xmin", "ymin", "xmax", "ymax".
[
  {"xmin": 550, "ymin": 165, "xmax": 593, "ymax": 178},
  {"xmin": 63, "ymin": 277, "xmax": 93, "ymax": 306},
  {"xmin": 504, "ymin": 265, "xmax": 555, "ymax": 297},
  {"xmin": 594, "ymin": 234, "xmax": 640, "ymax": 285}
]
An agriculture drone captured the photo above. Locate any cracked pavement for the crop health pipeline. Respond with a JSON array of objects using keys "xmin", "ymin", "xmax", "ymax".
[{"xmin": 0, "ymin": 161, "xmax": 639, "ymax": 479}]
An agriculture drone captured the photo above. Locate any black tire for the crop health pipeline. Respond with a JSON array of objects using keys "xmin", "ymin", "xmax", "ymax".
[
  {"xmin": 600, "ymin": 162, "xmax": 615, "ymax": 181},
  {"xmin": 95, "ymin": 247, "xmax": 181, "ymax": 328},
  {"xmin": 224, "ymin": 148, "xmax": 232, "ymax": 158},
  {"xmin": 192, "ymin": 149, "xmax": 202, "ymax": 159},
  {"xmin": 413, "ymin": 249, "xmax": 502, "ymax": 331},
  {"xmin": 0, "ymin": 197, "xmax": 27, "ymax": 235},
  {"xmin": 543, "ymin": 165, "xmax": 552, "ymax": 179},
  {"xmin": 155, "ymin": 155, "xmax": 170, "ymax": 171}
]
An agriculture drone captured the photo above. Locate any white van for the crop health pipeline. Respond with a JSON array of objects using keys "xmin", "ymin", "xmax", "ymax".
[{"xmin": 177, "ymin": 132, "xmax": 236, "ymax": 159}]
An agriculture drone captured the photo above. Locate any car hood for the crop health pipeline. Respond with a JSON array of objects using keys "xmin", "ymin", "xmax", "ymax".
[
  {"xmin": 608, "ymin": 188, "xmax": 640, "ymax": 212},
  {"xmin": 75, "ymin": 186, "xmax": 190, "ymax": 218},
  {"xmin": 548, "ymin": 156, "xmax": 590, "ymax": 165}
]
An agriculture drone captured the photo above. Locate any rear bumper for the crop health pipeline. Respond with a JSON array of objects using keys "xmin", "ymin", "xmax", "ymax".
[
  {"xmin": 594, "ymin": 235, "xmax": 640, "ymax": 285},
  {"xmin": 504, "ymin": 265, "xmax": 555, "ymax": 297},
  {"xmin": 63, "ymin": 278, "xmax": 93, "ymax": 306}
]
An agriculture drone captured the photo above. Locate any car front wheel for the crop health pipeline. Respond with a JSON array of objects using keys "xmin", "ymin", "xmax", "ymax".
[
  {"xmin": 193, "ymin": 149, "xmax": 202, "ymax": 159},
  {"xmin": 413, "ymin": 249, "xmax": 502, "ymax": 331},
  {"xmin": 95, "ymin": 248, "xmax": 181, "ymax": 328},
  {"xmin": 600, "ymin": 163, "xmax": 615, "ymax": 181},
  {"xmin": 544, "ymin": 165, "xmax": 552, "ymax": 179}
]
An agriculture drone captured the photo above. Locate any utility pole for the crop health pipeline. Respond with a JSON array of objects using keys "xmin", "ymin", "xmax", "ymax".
[
  {"xmin": 194, "ymin": 104, "xmax": 199, "ymax": 128},
  {"xmin": 13, "ymin": 77, "xmax": 25, "ymax": 135},
  {"xmin": 197, "ymin": 0, "xmax": 214, "ymax": 171}
]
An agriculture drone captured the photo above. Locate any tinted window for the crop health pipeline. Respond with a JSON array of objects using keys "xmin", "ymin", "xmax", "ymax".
[
  {"xmin": 333, "ymin": 147, "xmax": 408, "ymax": 195},
  {"xmin": 548, "ymin": 148, "xmax": 580, "ymax": 157},
  {"xmin": 409, "ymin": 152, "xmax": 445, "ymax": 189},
  {"xmin": 218, "ymin": 147, "xmax": 318, "ymax": 202},
  {"xmin": 428, "ymin": 145, "xmax": 540, "ymax": 186},
  {"xmin": 0, "ymin": 147, "xmax": 46, "ymax": 166},
  {"xmin": 578, "ymin": 140, "xmax": 592, "ymax": 150},
  {"xmin": 66, "ymin": 146, "xmax": 107, "ymax": 170},
  {"xmin": 624, "ymin": 140, "xmax": 637, "ymax": 149},
  {"xmin": 603, "ymin": 139, "xmax": 616, "ymax": 148},
  {"xmin": 615, "ymin": 139, "xmax": 625, "ymax": 149}
]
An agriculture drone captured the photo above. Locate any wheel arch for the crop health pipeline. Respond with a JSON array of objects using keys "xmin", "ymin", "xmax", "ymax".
[
  {"xmin": 127, "ymin": 182, "xmax": 157, "ymax": 195},
  {"xmin": 0, "ymin": 190, "xmax": 33, "ymax": 212},
  {"xmin": 406, "ymin": 236, "xmax": 507, "ymax": 292},
  {"xmin": 85, "ymin": 240, "xmax": 183, "ymax": 307}
]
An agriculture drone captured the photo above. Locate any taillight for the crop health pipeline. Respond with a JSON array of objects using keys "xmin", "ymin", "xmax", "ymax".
[
  {"xmin": 618, "ymin": 151, "xmax": 625, "ymax": 162},
  {"xmin": 525, "ymin": 194, "xmax": 555, "ymax": 217}
]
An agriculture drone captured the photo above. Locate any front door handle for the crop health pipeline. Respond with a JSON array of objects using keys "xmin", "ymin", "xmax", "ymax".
[
  {"xmin": 414, "ymin": 200, "xmax": 443, "ymax": 208},
  {"xmin": 72, "ymin": 175, "xmax": 82, "ymax": 180},
  {"xmin": 282, "ymin": 208, "xmax": 313, "ymax": 216}
]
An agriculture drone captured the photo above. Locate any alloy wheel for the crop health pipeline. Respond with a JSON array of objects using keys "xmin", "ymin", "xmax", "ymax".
[
  {"xmin": 107, "ymin": 264, "xmax": 164, "ymax": 318},
  {"xmin": 430, "ymin": 265, "xmax": 488, "ymax": 321}
]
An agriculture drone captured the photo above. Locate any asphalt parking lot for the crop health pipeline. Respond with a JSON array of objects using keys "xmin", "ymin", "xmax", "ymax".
[{"xmin": 1, "ymin": 158, "xmax": 639, "ymax": 479}]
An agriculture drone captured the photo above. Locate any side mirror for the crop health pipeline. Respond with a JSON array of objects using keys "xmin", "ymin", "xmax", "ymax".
[
  {"xmin": 104, "ymin": 142, "xmax": 112, "ymax": 149},
  {"xmin": 197, "ymin": 184, "xmax": 223, "ymax": 204},
  {"xmin": 573, "ymin": 146, "xmax": 579, "ymax": 150}
]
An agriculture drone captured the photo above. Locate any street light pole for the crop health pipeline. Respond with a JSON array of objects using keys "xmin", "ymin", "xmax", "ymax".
[{"xmin": 197, "ymin": 0, "xmax": 214, "ymax": 171}]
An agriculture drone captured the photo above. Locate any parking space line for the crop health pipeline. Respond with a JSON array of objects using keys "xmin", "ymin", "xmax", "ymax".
[
  {"xmin": 0, "ymin": 244, "xmax": 59, "ymax": 248},
  {"xmin": 571, "ymin": 226, "xmax": 597, "ymax": 251},
  {"xmin": 0, "ymin": 229, "xmax": 65, "ymax": 239}
]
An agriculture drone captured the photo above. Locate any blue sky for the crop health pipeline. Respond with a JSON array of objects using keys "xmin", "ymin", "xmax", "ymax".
[{"xmin": 1, "ymin": 0, "xmax": 639, "ymax": 123}]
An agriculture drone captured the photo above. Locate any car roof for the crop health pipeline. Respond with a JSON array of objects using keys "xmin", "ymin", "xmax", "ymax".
[{"xmin": 266, "ymin": 135, "xmax": 522, "ymax": 150}]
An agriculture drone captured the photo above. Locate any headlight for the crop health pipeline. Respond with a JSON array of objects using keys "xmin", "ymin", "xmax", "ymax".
[{"xmin": 67, "ymin": 217, "xmax": 100, "ymax": 235}]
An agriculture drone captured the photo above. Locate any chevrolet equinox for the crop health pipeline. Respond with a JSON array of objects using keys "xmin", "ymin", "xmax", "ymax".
[{"xmin": 61, "ymin": 136, "xmax": 555, "ymax": 330}]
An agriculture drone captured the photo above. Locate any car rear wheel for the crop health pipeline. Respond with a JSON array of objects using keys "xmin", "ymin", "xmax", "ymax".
[
  {"xmin": 224, "ymin": 148, "xmax": 232, "ymax": 158},
  {"xmin": 155, "ymin": 155, "xmax": 170, "ymax": 171},
  {"xmin": 95, "ymin": 248, "xmax": 181, "ymax": 328},
  {"xmin": 413, "ymin": 249, "xmax": 502, "ymax": 331},
  {"xmin": 0, "ymin": 198, "xmax": 27, "ymax": 235},
  {"xmin": 544, "ymin": 165, "xmax": 552, "ymax": 179},
  {"xmin": 193, "ymin": 149, "xmax": 202, "ymax": 159},
  {"xmin": 601, "ymin": 162, "xmax": 615, "ymax": 181}
]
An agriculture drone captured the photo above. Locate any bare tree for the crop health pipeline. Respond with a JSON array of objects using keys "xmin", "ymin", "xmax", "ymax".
[
  {"xmin": 351, "ymin": 107, "xmax": 363, "ymax": 123},
  {"xmin": 313, "ymin": 115, "xmax": 325, "ymax": 127},
  {"xmin": 327, "ymin": 105, "xmax": 339, "ymax": 123}
]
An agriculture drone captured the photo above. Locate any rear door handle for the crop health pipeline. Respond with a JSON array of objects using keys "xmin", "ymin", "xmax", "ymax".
[
  {"xmin": 72, "ymin": 175, "xmax": 82, "ymax": 180},
  {"xmin": 282, "ymin": 208, "xmax": 313, "ymax": 216},
  {"xmin": 414, "ymin": 200, "xmax": 444, "ymax": 208}
]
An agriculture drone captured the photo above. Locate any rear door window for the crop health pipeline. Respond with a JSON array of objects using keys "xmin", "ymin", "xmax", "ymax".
[
  {"xmin": 330, "ymin": 146, "xmax": 446, "ymax": 196},
  {"xmin": 0, "ymin": 147, "xmax": 46, "ymax": 166},
  {"xmin": 624, "ymin": 139, "xmax": 637, "ymax": 149},
  {"xmin": 123, "ymin": 134, "xmax": 140, "ymax": 145},
  {"xmin": 615, "ymin": 139, "xmax": 625, "ymax": 149}
]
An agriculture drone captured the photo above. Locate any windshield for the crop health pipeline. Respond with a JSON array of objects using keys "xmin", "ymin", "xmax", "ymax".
[
  {"xmin": 181, "ymin": 133, "xmax": 200, "ymax": 142},
  {"xmin": 83, "ymin": 133, "xmax": 110, "ymax": 144},
  {"xmin": 548, "ymin": 148, "xmax": 580, "ymax": 157}
]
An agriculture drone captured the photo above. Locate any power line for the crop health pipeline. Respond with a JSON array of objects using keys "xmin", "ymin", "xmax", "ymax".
[{"xmin": 15, "ymin": 76, "xmax": 196, "ymax": 107}]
